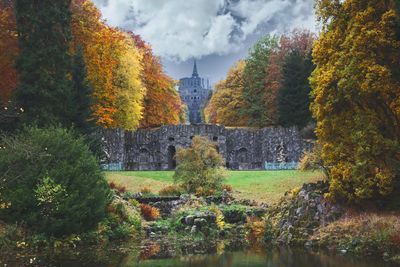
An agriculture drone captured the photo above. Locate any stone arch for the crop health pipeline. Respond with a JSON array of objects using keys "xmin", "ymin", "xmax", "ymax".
[
  {"xmin": 139, "ymin": 148, "xmax": 151, "ymax": 163},
  {"xmin": 236, "ymin": 147, "xmax": 248, "ymax": 163},
  {"xmin": 167, "ymin": 145, "xmax": 176, "ymax": 170}
]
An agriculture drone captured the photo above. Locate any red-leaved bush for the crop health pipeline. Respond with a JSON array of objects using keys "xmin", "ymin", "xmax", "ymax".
[{"xmin": 140, "ymin": 204, "xmax": 160, "ymax": 221}]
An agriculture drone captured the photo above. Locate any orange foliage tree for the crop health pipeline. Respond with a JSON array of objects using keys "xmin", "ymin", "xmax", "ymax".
[
  {"xmin": 204, "ymin": 60, "xmax": 248, "ymax": 126},
  {"xmin": 264, "ymin": 29, "xmax": 315, "ymax": 125},
  {"xmin": 0, "ymin": 1, "xmax": 18, "ymax": 104},
  {"xmin": 1, "ymin": 0, "xmax": 184, "ymax": 130},
  {"xmin": 132, "ymin": 34, "xmax": 186, "ymax": 128}
]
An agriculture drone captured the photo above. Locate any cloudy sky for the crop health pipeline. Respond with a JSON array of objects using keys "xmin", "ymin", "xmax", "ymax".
[{"xmin": 93, "ymin": 0, "xmax": 317, "ymax": 85}]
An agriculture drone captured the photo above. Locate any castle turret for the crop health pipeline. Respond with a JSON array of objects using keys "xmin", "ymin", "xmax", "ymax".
[
  {"xmin": 192, "ymin": 60, "xmax": 199, "ymax": 78},
  {"xmin": 178, "ymin": 60, "xmax": 211, "ymax": 124}
]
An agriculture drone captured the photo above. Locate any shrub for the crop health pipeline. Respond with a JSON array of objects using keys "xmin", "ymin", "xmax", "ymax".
[
  {"xmin": 0, "ymin": 127, "xmax": 111, "ymax": 236},
  {"xmin": 100, "ymin": 199, "xmax": 142, "ymax": 241},
  {"xmin": 109, "ymin": 181, "xmax": 117, "ymax": 189},
  {"xmin": 140, "ymin": 204, "xmax": 160, "ymax": 221},
  {"xmin": 221, "ymin": 205, "xmax": 247, "ymax": 224},
  {"xmin": 313, "ymin": 213, "xmax": 400, "ymax": 256},
  {"xmin": 174, "ymin": 136, "xmax": 227, "ymax": 195},
  {"xmin": 158, "ymin": 185, "xmax": 183, "ymax": 196},
  {"xmin": 246, "ymin": 217, "xmax": 265, "ymax": 244},
  {"xmin": 298, "ymin": 144, "xmax": 329, "ymax": 178},
  {"xmin": 109, "ymin": 223, "xmax": 135, "ymax": 240},
  {"xmin": 222, "ymin": 184, "xmax": 233, "ymax": 192},
  {"xmin": 108, "ymin": 182, "xmax": 127, "ymax": 194},
  {"xmin": 0, "ymin": 223, "xmax": 22, "ymax": 249},
  {"xmin": 209, "ymin": 204, "xmax": 225, "ymax": 230},
  {"xmin": 195, "ymin": 186, "xmax": 216, "ymax": 197},
  {"xmin": 129, "ymin": 199, "xmax": 140, "ymax": 208},
  {"xmin": 140, "ymin": 186, "xmax": 152, "ymax": 194}
]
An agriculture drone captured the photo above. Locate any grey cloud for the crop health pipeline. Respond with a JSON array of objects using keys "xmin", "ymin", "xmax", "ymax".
[{"xmin": 93, "ymin": 0, "xmax": 316, "ymax": 62}]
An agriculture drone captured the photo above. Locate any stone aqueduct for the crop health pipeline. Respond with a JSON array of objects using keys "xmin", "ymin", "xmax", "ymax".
[{"xmin": 101, "ymin": 124, "xmax": 312, "ymax": 171}]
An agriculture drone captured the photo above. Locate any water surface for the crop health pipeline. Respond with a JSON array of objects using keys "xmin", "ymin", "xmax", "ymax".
[{"xmin": 36, "ymin": 248, "xmax": 397, "ymax": 267}]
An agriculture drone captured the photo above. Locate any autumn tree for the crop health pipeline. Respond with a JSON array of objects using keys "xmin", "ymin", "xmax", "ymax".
[
  {"xmin": 278, "ymin": 51, "xmax": 314, "ymax": 128},
  {"xmin": 204, "ymin": 60, "xmax": 248, "ymax": 126},
  {"xmin": 241, "ymin": 35, "xmax": 278, "ymax": 127},
  {"xmin": 208, "ymin": 30, "xmax": 314, "ymax": 128},
  {"xmin": 13, "ymin": 0, "xmax": 74, "ymax": 127},
  {"xmin": 132, "ymin": 34, "xmax": 185, "ymax": 128},
  {"xmin": 311, "ymin": 0, "xmax": 400, "ymax": 202},
  {"xmin": 111, "ymin": 34, "xmax": 145, "ymax": 130},
  {"xmin": 71, "ymin": 0, "xmax": 146, "ymax": 130},
  {"xmin": 174, "ymin": 136, "xmax": 226, "ymax": 195},
  {"xmin": 264, "ymin": 30, "xmax": 315, "ymax": 125},
  {"xmin": 0, "ymin": 0, "xmax": 18, "ymax": 104}
]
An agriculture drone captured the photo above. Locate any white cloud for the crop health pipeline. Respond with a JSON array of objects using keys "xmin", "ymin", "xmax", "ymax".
[{"xmin": 93, "ymin": 0, "xmax": 316, "ymax": 62}]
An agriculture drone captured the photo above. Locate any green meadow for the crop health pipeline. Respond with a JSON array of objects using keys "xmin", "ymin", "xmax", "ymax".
[{"xmin": 106, "ymin": 170, "xmax": 324, "ymax": 203}]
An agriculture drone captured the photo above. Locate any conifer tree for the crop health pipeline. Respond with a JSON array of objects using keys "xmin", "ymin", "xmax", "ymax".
[
  {"xmin": 71, "ymin": 46, "xmax": 94, "ymax": 135},
  {"xmin": 278, "ymin": 51, "xmax": 314, "ymax": 128},
  {"xmin": 14, "ymin": 0, "xmax": 73, "ymax": 127}
]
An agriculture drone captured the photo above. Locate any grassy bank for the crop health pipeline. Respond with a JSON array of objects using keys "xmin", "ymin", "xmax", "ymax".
[
  {"xmin": 312, "ymin": 212, "xmax": 400, "ymax": 261},
  {"xmin": 106, "ymin": 170, "xmax": 324, "ymax": 203}
]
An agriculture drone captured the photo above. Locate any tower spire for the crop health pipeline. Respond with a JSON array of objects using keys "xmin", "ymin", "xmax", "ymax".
[{"xmin": 192, "ymin": 59, "xmax": 199, "ymax": 78}]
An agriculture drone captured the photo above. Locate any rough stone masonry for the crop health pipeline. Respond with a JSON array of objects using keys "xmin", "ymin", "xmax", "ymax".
[{"xmin": 101, "ymin": 124, "xmax": 312, "ymax": 171}]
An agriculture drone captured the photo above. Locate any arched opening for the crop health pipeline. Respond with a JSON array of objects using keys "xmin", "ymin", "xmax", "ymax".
[
  {"xmin": 237, "ymin": 148, "xmax": 248, "ymax": 163},
  {"xmin": 139, "ymin": 148, "xmax": 150, "ymax": 163},
  {"xmin": 213, "ymin": 136, "xmax": 218, "ymax": 141},
  {"xmin": 168, "ymin": 146, "xmax": 176, "ymax": 170}
]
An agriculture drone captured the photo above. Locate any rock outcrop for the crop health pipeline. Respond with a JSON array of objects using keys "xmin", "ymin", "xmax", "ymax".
[{"xmin": 265, "ymin": 181, "xmax": 343, "ymax": 245}]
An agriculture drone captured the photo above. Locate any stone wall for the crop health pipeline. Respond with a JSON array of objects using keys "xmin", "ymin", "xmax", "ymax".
[{"xmin": 101, "ymin": 124, "xmax": 312, "ymax": 170}]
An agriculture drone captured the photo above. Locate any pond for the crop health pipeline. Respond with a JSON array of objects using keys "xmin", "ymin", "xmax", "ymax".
[{"xmin": 16, "ymin": 247, "xmax": 398, "ymax": 267}]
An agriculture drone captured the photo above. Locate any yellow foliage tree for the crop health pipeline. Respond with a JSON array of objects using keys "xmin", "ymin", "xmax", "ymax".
[
  {"xmin": 112, "ymin": 34, "xmax": 145, "ymax": 130},
  {"xmin": 311, "ymin": 0, "xmax": 400, "ymax": 202},
  {"xmin": 71, "ymin": 0, "xmax": 145, "ymax": 130},
  {"xmin": 204, "ymin": 60, "xmax": 248, "ymax": 126},
  {"xmin": 132, "ymin": 35, "xmax": 186, "ymax": 128}
]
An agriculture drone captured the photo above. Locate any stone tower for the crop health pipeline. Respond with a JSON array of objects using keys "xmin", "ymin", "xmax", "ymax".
[{"xmin": 178, "ymin": 60, "xmax": 211, "ymax": 124}]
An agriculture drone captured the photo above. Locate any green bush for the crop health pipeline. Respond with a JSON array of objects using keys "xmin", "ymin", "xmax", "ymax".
[
  {"xmin": 173, "ymin": 136, "xmax": 226, "ymax": 194},
  {"xmin": 0, "ymin": 127, "xmax": 111, "ymax": 236},
  {"xmin": 221, "ymin": 205, "xmax": 247, "ymax": 224}
]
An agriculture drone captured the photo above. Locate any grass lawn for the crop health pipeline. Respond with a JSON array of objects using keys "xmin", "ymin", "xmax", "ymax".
[{"xmin": 106, "ymin": 170, "xmax": 325, "ymax": 204}]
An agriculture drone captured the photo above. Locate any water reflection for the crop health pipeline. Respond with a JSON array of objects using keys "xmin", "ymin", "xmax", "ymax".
[
  {"xmin": 4, "ymin": 246, "xmax": 397, "ymax": 267},
  {"xmin": 123, "ymin": 248, "xmax": 397, "ymax": 267}
]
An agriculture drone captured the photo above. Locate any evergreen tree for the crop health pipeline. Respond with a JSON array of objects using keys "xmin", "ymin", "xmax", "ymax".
[
  {"xmin": 14, "ymin": 0, "xmax": 73, "ymax": 127},
  {"xmin": 71, "ymin": 46, "xmax": 94, "ymax": 135},
  {"xmin": 241, "ymin": 35, "xmax": 278, "ymax": 127},
  {"xmin": 278, "ymin": 51, "xmax": 314, "ymax": 128}
]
